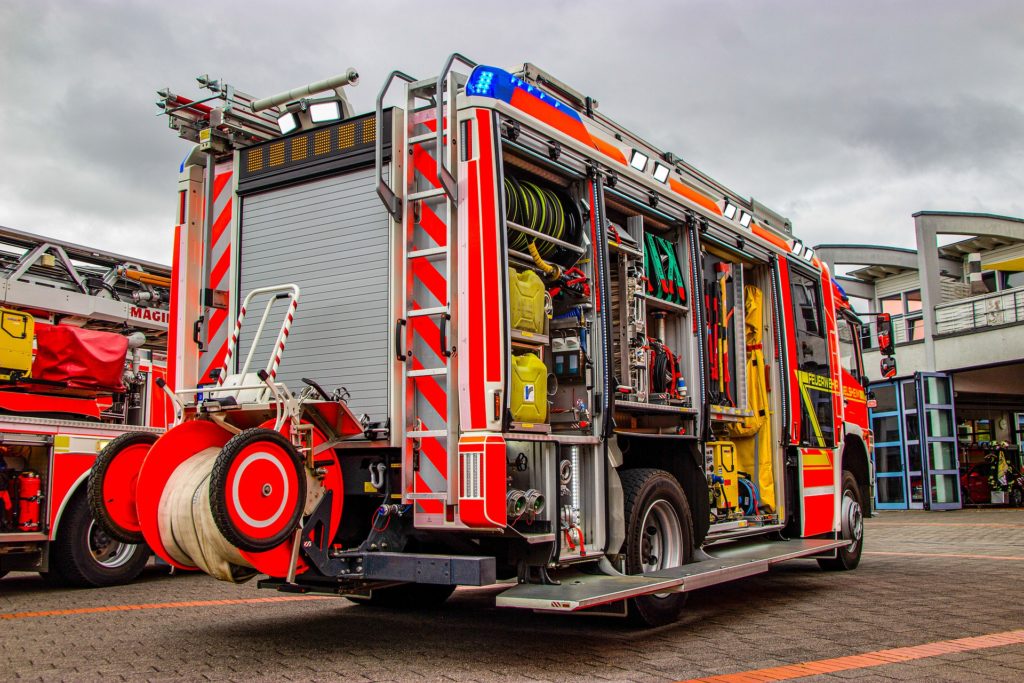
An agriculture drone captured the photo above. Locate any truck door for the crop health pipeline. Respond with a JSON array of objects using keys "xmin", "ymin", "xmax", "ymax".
[{"xmin": 783, "ymin": 260, "xmax": 839, "ymax": 536}]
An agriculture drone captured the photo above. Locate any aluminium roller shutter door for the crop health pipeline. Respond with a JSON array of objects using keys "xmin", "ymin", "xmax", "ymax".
[{"xmin": 237, "ymin": 166, "xmax": 391, "ymax": 425}]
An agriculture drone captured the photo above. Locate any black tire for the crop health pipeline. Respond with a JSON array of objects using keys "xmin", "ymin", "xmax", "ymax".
[
  {"xmin": 88, "ymin": 431, "xmax": 158, "ymax": 544},
  {"xmin": 209, "ymin": 428, "xmax": 307, "ymax": 553},
  {"xmin": 620, "ymin": 468, "xmax": 694, "ymax": 627},
  {"xmin": 346, "ymin": 583, "xmax": 456, "ymax": 609},
  {"xmin": 43, "ymin": 492, "xmax": 149, "ymax": 588},
  {"xmin": 818, "ymin": 470, "xmax": 864, "ymax": 571}
]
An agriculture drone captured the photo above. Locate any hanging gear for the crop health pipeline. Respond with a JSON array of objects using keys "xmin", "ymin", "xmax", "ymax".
[
  {"xmin": 644, "ymin": 233, "xmax": 686, "ymax": 306},
  {"xmin": 726, "ymin": 286, "xmax": 775, "ymax": 510}
]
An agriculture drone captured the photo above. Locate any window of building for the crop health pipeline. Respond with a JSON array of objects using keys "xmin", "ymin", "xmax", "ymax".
[
  {"xmin": 876, "ymin": 289, "xmax": 924, "ymax": 344},
  {"xmin": 905, "ymin": 289, "xmax": 922, "ymax": 312},
  {"xmin": 880, "ymin": 294, "xmax": 903, "ymax": 317},
  {"xmin": 907, "ymin": 317, "xmax": 925, "ymax": 341}
]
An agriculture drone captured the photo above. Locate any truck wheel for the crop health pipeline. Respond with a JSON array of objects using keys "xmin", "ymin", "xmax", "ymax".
[
  {"xmin": 347, "ymin": 583, "xmax": 456, "ymax": 608},
  {"xmin": 44, "ymin": 493, "xmax": 149, "ymax": 587},
  {"xmin": 818, "ymin": 471, "xmax": 864, "ymax": 571},
  {"xmin": 88, "ymin": 431, "xmax": 158, "ymax": 544},
  {"xmin": 620, "ymin": 468, "xmax": 694, "ymax": 627}
]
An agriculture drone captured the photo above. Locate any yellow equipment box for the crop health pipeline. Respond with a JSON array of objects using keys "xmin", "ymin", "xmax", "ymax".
[
  {"xmin": 508, "ymin": 267, "xmax": 546, "ymax": 334},
  {"xmin": 510, "ymin": 352, "xmax": 547, "ymax": 423},
  {"xmin": 0, "ymin": 308, "xmax": 34, "ymax": 381},
  {"xmin": 706, "ymin": 441, "xmax": 738, "ymax": 511}
]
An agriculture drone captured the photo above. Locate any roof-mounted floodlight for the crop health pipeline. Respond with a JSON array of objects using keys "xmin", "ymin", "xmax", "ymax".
[
  {"xmin": 739, "ymin": 211, "xmax": 752, "ymax": 228},
  {"xmin": 803, "ymin": 246, "xmax": 815, "ymax": 262},
  {"xmin": 791, "ymin": 239, "xmax": 804, "ymax": 254},
  {"xmin": 277, "ymin": 112, "xmax": 298, "ymax": 135},
  {"xmin": 629, "ymin": 149, "xmax": 649, "ymax": 172},
  {"xmin": 309, "ymin": 100, "xmax": 342, "ymax": 123},
  {"xmin": 652, "ymin": 162, "xmax": 670, "ymax": 183},
  {"xmin": 723, "ymin": 200, "xmax": 738, "ymax": 220}
]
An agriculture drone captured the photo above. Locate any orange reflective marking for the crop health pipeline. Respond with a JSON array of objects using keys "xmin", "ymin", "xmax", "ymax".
[
  {"xmin": 590, "ymin": 136, "xmax": 628, "ymax": 164},
  {"xmin": 865, "ymin": 550, "xmax": 1024, "ymax": 561},
  {"xmin": 668, "ymin": 178, "xmax": 722, "ymax": 215},
  {"xmin": 870, "ymin": 521, "xmax": 1024, "ymax": 528},
  {"xmin": 678, "ymin": 628, "xmax": 1024, "ymax": 682},
  {"xmin": 0, "ymin": 595, "xmax": 327, "ymax": 620}
]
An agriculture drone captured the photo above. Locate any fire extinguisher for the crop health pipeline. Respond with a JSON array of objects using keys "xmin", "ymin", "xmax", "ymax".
[{"xmin": 16, "ymin": 470, "xmax": 42, "ymax": 532}]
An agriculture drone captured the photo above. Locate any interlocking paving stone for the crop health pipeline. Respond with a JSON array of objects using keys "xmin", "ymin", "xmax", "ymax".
[{"xmin": 1, "ymin": 508, "xmax": 1022, "ymax": 681}]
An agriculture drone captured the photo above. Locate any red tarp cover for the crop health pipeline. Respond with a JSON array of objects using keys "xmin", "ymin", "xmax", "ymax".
[{"xmin": 32, "ymin": 323, "xmax": 128, "ymax": 392}]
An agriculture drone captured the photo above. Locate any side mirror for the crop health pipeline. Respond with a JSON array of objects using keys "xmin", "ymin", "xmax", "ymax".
[
  {"xmin": 876, "ymin": 313, "xmax": 895, "ymax": 356},
  {"xmin": 880, "ymin": 355, "xmax": 897, "ymax": 379}
]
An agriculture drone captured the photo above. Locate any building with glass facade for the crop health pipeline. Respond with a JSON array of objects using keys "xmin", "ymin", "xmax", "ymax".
[{"xmin": 817, "ymin": 211, "xmax": 1024, "ymax": 510}]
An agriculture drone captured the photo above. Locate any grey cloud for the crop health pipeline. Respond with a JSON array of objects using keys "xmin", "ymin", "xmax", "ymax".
[{"xmin": 1, "ymin": 0, "xmax": 1023, "ymax": 262}]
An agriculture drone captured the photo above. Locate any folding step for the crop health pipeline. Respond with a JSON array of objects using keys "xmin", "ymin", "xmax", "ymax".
[{"xmin": 495, "ymin": 538, "xmax": 847, "ymax": 612}]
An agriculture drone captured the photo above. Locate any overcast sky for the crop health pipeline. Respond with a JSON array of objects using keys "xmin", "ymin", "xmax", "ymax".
[{"xmin": 1, "ymin": 0, "xmax": 1022, "ymax": 265}]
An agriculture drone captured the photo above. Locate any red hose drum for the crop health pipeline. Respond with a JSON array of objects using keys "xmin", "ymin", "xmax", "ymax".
[
  {"xmin": 209, "ymin": 428, "xmax": 307, "ymax": 553},
  {"xmin": 88, "ymin": 432, "xmax": 159, "ymax": 544}
]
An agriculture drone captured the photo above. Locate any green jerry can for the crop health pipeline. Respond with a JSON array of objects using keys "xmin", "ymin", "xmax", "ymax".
[
  {"xmin": 510, "ymin": 352, "xmax": 548, "ymax": 424},
  {"xmin": 508, "ymin": 267, "xmax": 546, "ymax": 334}
]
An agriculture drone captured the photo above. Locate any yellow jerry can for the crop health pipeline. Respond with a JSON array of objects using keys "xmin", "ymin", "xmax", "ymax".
[
  {"xmin": 510, "ymin": 352, "xmax": 548, "ymax": 423},
  {"xmin": 0, "ymin": 308, "xmax": 34, "ymax": 381},
  {"xmin": 508, "ymin": 267, "xmax": 546, "ymax": 334}
]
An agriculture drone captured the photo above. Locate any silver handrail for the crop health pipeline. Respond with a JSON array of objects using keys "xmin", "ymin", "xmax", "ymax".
[
  {"xmin": 375, "ymin": 70, "xmax": 417, "ymax": 221},
  {"xmin": 434, "ymin": 53, "xmax": 477, "ymax": 201}
]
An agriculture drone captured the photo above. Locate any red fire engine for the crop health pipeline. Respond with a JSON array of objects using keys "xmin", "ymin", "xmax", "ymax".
[
  {"xmin": 92, "ymin": 56, "xmax": 891, "ymax": 625},
  {"xmin": 0, "ymin": 226, "xmax": 171, "ymax": 586}
]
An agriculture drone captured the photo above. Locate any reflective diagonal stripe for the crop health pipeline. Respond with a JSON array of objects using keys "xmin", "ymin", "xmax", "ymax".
[{"xmin": 201, "ymin": 166, "xmax": 233, "ymax": 382}]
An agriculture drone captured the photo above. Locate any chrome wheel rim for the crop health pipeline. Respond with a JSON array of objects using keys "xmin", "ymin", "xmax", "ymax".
[
  {"xmin": 88, "ymin": 520, "xmax": 136, "ymax": 568},
  {"xmin": 841, "ymin": 490, "xmax": 863, "ymax": 551},
  {"xmin": 640, "ymin": 499, "xmax": 683, "ymax": 573}
]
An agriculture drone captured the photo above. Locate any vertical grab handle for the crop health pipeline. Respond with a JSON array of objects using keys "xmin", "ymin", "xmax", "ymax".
[
  {"xmin": 435, "ymin": 53, "xmax": 477, "ymax": 201},
  {"xmin": 439, "ymin": 311, "xmax": 452, "ymax": 358},
  {"xmin": 395, "ymin": 318, "xmax": 407, "ymax": 361},
  {"xmin": 375, "ymin": 70, "xmax": 417, "ymax": 222}
]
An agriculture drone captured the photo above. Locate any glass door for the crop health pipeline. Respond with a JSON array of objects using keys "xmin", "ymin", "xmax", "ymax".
[
  {"xmin": 901, "ymin": 379, "xmax": 926, "ymax": 510},
  {"xmin": 916, "ymin": 372, "xmax": 961, "ymax": 510},
  {"xmin": 869, "ymin": 382, "xmax": 909, "ymax": 510}
]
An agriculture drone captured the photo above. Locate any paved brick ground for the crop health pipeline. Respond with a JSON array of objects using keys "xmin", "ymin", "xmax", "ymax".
[{"xmin": 2, "ymin": 508, "xmax": 1022, "ymax": 682}]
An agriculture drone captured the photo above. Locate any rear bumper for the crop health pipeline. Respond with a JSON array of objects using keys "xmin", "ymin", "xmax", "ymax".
[{"xmin": 259, "ymin": 551, "xmax": 496, "ymax": 593}]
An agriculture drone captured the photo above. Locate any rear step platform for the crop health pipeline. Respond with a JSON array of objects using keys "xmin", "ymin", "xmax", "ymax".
[{"xmin": 496, "ymin": 538, "xmax": 846, "ymax": 612}]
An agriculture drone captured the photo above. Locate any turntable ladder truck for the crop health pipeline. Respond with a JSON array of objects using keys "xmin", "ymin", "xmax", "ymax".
[
  {"xmin": 91, "ymin": 55, "xmax": 880, "ymax": 626},
  {"xmin": 0, "ymin": 225, "xmax": 171, "ymax": 586}
]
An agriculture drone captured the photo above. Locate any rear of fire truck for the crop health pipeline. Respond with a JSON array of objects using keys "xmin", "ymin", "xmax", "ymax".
[
  {"xmin": 92, "ymin": 55, "xmax": 873, "ymax": 626},
  {"xmin": 0, "ymin": 227, "xmax": 171, "ymax": 586}
]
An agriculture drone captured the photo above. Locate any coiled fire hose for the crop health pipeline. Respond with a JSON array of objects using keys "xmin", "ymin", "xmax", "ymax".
[
  {"xmin": 504, "ymin": 176, "xmax": 582, "ymax": 266},
  {"xmin": 158, "ymin": 448, "xmax": 256, "ymax": 583}
]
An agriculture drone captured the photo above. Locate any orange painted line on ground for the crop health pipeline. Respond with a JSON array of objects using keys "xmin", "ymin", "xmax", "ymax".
[
  {"xmin": 869, "ymin": 522, "xmax": 1024, "ymax": 528},
  {"xmin": 0, "ymin": 595, "xmax": 328, "ymax": 621},
  {"xmin": 865, "ymin": 550, "xmax": 1024, "ymax": 561},
  {"xmin": 677, "ymin": 628, "xmax": 1024, "ymax": 682}
]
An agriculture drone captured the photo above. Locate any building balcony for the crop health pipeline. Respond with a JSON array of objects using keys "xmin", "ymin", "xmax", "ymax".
[{"xmin": 934, "ymin": 286, "xmax": 1024, "ymax": 336}]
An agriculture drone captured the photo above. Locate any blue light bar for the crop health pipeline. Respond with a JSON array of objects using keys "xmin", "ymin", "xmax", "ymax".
[{"xmin": 465, "ymin": 65, "xmax": 582, "ymax": 123}]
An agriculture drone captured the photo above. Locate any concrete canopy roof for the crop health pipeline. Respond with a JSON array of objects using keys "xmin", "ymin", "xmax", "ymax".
[{"xmin": 815, "ymin": 244, "xmax": 920, "ymax": 282}]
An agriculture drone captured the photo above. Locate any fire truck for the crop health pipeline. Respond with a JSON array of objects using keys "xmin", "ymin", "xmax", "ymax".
[
  {"xmin": 0, "ymin": 226, "xmax": 171, "ymax": 586},
  {"xmin": 92, "ymin": 55, "xmax": 890, "ymax": 625}
]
